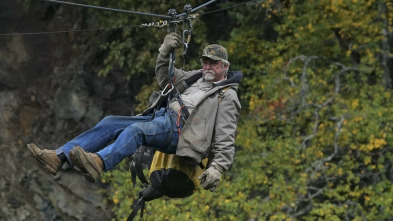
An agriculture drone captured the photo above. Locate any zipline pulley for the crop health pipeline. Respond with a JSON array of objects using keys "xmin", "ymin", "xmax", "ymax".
[{"xmin": 167, "ymin": 9, "xmax": 178, "ymax": 32}]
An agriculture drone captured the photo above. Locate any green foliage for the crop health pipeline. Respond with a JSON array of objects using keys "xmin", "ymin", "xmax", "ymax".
[{"xmin": 95, "ymin": 0, "xmax": 393, "ymax": 220}]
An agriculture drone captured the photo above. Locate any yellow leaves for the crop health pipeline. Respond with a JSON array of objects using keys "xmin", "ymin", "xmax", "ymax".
[
  {"xmin": 353, "ymin": 116, "xmax": 363, "ymax": 122},
  {"xmin": 202, "ymin": 205, "xmax": 210, "ymax": 212},
  {"xmin": 334, "ymin": 0, "xmax": 343, "ymax": 5},
  {"xmin": 351, "ymin": 99, "xmax": 359, "ymax": 109},
  {"xmin": 364, "ymin": 156, "xmax": 371, "ymax": 165},
  {"xmin": 338, "ymin": 168, "xmax": 343, "ymax": 176},
  {"xmin": 249, "ymin": 96, "xmax": 256, "ymax": 111},
  {"xmin": 270, "ymin": 214, "xmax": 290, "ymax": 221},
  {"xmin": 318, "ymin": 123, "xmax": 325, "ymax": 129},
  {"xmin": 315, "ymin": 150, "xmax": 324, "ymax": 158},
  {"xmin": 359, "ymin": 137, "xmax": 386, "ymax": 152},
  {"xmin": 373, "ymin": 138, "xmax": 386, "ymax": 148},
  {"xmin": 366, "ymin": 1, "xmax": 374, "ymax": 7},
  {"xmin": 307, "ymin": 23, "xmax": 314, "ymax": 32},
  {"xmin": 110, "ymin": 190, "xmax": 120, "ymax": 204},
  {"xmin": 329, "ymin": 0, "xmax": 344, "ymax": 13},
  {"xmin": 245, "ymin": 138, "xmax": 251, "ymax": 149},
  {"xmin": 364, "ymin": 195, "xmax": 371, "ymax": 202},
  {"xmin": 346, "ymin": 50, "xmax": 352, "ymax": 57},
  {"xmin": 263, "ymin": 177, "xmax": 269, "ymax": 184},
  {"xmin": 384, "ymin": 91, "xmax": 391, "ymax": 99},
  {"xmin": 313, "ymin": 172, "xmax": 321, "ymax": 179},
  {"xmin": 271, "ymin": 57, "xmax": 285, "ymax": 69}
]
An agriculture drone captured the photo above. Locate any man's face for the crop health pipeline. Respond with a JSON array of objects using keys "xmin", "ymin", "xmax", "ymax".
[{"xmin": 201, "ymin": 58, "xmax": 228, "ymax": 82}]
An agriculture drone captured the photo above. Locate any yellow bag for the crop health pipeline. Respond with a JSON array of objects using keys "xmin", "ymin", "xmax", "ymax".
[
  {"xmin": 127, "ymin": 150, "xmax": 207, "ymax": 221},
  {"xmin": 149, "ymin": 151, "xmax": 207, "ymax": 198}
]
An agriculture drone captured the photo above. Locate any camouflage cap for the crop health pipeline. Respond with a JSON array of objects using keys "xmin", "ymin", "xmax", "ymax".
[{"xmin": 200, "ymin": 44, "xmax": 228, "ymax": 62}]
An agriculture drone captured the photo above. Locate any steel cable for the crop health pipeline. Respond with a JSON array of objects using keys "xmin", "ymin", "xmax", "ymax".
[{"xmin": 0, "ymin": 0, "xmax": 256, "ymax": 37}]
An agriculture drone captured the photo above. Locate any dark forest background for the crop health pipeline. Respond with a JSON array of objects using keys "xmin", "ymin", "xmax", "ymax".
[{"xmin": 0, "ymin": 0, "xmax": 392, "ymax": 220}]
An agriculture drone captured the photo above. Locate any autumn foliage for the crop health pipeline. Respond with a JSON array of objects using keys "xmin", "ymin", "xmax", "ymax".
[{"xmin": 91, "ymin": 0, "xmax": 393, "ymax": 220}]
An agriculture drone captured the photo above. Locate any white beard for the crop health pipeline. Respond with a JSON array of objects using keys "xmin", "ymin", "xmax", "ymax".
[{"xmin": 203, "ymin": 71, "xmax": 215, "ymax": 82}]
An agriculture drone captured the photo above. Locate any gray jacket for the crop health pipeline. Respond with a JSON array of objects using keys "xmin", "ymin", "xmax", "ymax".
[{"xmin": 148, "ymin": 53, "xmax": 242, "ymax": 171}]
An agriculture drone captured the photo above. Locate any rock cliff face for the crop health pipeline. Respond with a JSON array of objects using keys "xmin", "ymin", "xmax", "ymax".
[{"xmin": 0, "ymin": 1, "xmax": 139, "ymax": 220}]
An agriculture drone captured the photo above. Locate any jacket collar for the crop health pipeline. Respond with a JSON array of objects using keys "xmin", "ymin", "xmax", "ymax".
[{"xmin": 215, "ymin": 71, "xmax": 243, "ymax": 87}]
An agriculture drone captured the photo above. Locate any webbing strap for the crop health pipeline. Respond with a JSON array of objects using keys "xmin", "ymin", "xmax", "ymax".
[
  {"xmin": 127, "ymin": 197, "xmax": 145, "ymax": 221},
  {"xmin": 130, "ymin": 146, "xmax": 154, "ymax": 187},
  {"xmin": 218, "ymin": 86, "xmax": 232, "ymax": 102},
  {"xmin": 165, "ymin": 48, "xmax": 190, "ymax": 125},
  {"xmin": 130, "ymin": 161, "xmax": 137, "ymax": 187},
  {"xmin": 174, "ymin": 91, "xmax": 190, "ymax": 120},
  {"xmin": 135, "ymin": 148, "xmax": 148, "ymax": 186},
  {"xmin": 127, "ymin": 187, "xmax": 164, "ymax": 221}
]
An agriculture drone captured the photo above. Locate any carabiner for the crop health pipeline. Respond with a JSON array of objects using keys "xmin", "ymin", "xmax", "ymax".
[
  {"xmin": 182, "ymin": 30, "xmax": 190, "ymax": 55},
  {"xmin": 161, "ymin": 83, "xmax": 175, "ymax": 96}
]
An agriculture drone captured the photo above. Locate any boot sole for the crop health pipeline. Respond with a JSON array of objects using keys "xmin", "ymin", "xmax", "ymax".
[
  {"xmin": 27, "ymin": 144, "xmax": 58, "ymax": 176},
  {"xmin": 69, "ymin": 146, "xmax": 99, "ymax": 183}
]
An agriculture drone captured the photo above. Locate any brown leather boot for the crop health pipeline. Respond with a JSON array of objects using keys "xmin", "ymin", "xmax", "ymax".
[
  {"xmin": 26, "ymin": 143, "xmax": 63, "ymax": 175},
  {"xmin": 69, "ymin": 146, "xmax": 104, "ymax": 183}
]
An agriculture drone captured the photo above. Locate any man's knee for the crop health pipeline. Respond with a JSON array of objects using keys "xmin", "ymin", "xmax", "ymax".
[
  {"xmin": 128, "ymin": 122, "xmax": 145, "ymax": 133},
  {"xmin": 97, "ymin": 116, "xmax": 118, "ymax": 126}
]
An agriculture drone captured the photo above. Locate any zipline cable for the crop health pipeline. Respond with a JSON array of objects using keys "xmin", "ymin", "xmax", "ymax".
[
  {"xmin": 42, "ymin": 0, "xmax": 217, "ymax": 20},
  {"xmin": 41, "ymin": 0, "xmax": 172, "ymax": 19},
  {"xmin": 203, "ymin": 0, "xmax": 256, "ymax": 15},
  {"xmin": 0, "ymin": 0, "xmax": 256, "ymax": 36},
  {"xmin": 0, "ymin": 25, "xmax": 141, "ymax": 36}
]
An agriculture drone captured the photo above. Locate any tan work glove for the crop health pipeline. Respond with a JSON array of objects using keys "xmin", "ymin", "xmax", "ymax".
[
  {"xmin": 198, "ymin": 162, "xmax": 224, "ymax": 192},
  {"xmin": 158, "ymin": 32, "xmax": 181, "ymax": 56}
]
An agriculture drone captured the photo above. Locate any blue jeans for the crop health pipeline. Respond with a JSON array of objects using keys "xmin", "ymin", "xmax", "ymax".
[{"xmin": 55, "ymin": 108, "xmax": 180, "ymax": 171}]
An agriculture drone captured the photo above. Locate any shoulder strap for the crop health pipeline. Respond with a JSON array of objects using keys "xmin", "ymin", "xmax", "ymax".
[{"xmin": 218, "ymin": 86, "xmax": 233, "ymax": 103}]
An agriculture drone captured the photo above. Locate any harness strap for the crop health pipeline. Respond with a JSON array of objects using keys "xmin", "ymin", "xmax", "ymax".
[
  {"xmin": 127, "ymin": 196, "xmax": 145, "ymax": 221},
  {"xmin": 130, "ymin": 147, "xmax": 149, "ymax": 187},
  {"xmin": 176, "ymin": 105, "xmax": 185, "ymax": 136},
  {"xmin": 130, "ymin": 161, "xmax": 137, "ymax": 187},
  {"xmin": 127, "ymin": 187, "xmax": 164, "ymax": 221},
  {"xmin": 218, "ymin": 86, "xmax": 232, "ymax": 102},
  {"xmin": 175, "ymin": 91, "xmax": 190, "ymax": 120},
  {"xmin": 130, "ymin": 146, "xmax": 156, "ymax": 188}
]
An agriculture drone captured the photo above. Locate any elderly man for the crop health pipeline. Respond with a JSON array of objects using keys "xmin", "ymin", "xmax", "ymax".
[{"xmin": 27, "ymin": 32, "xmax": 242, "ymax": 191}]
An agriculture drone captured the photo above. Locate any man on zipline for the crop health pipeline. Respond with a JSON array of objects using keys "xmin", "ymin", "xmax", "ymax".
[{"xmin": 27, "ymin": 32, "xmax": 242, "ymax": 191}]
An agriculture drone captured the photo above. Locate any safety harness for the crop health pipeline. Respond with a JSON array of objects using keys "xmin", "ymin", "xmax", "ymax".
[{"xmin": 127, "ymin": 86, "xmax": 232, "ymax": 221}]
